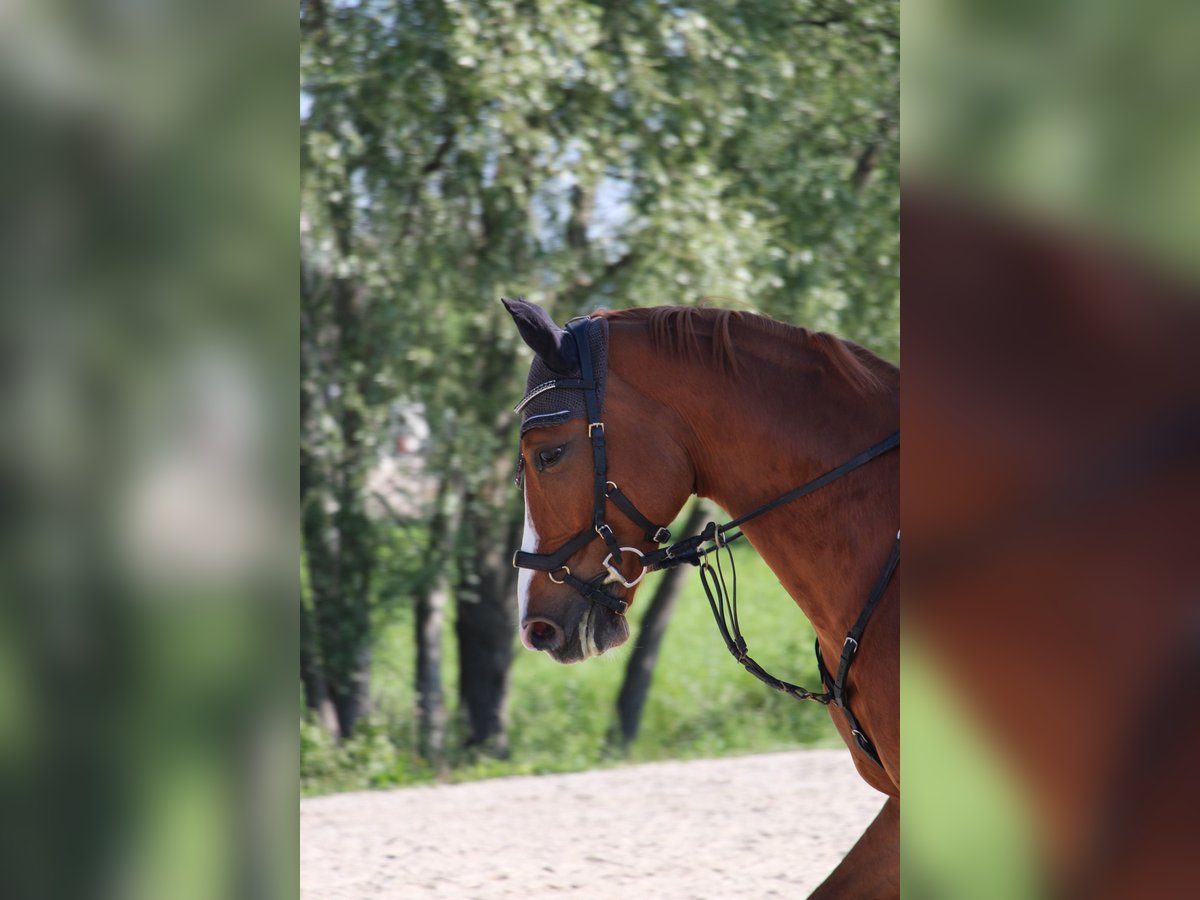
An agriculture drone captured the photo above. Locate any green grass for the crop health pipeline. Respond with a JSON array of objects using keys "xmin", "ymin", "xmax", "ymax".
[{"xmin": 302, "ymin": 543, "xmax": 841, "ymax": 796}]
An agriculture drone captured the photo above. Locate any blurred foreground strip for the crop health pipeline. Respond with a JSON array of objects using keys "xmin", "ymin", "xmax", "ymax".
[
  {"xmin": 0, "ymin": 0, "xmax": 296, "ymax": 899},
  {"xmin": 903, "ymin": 186, "xmax": 1200, "ymax": 898},
  {"xmin": 903, "ymin": 0, "xmax": 1200, "ymax": 894}
]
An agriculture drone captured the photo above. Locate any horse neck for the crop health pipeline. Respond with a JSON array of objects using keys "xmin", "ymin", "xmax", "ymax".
[{"xmin": 616, "ymin": 320, "xmax": 899, "ymax": 640}]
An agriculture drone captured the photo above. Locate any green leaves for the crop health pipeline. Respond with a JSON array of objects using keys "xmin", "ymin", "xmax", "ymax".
[
  {"xmin": 301, "ymin": 0, "xmax": 898, "ymax": 570},
  {"xmin": 302, "ymin": 0, "xmax": 899, "ymax": 497}
]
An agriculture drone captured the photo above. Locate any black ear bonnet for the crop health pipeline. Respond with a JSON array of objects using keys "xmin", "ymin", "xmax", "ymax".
[{"xmin": 515, "ymin": 317, "xmax": 609, "ymax": 435}]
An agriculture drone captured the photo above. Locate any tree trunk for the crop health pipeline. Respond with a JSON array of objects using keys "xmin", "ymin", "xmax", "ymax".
[
  {"xmin": 299, "ymin": 295, "xmax": 343, "ymax": 736},
  {"xmin": 320, "ymin": 467, "xmax": 374, "ymax": 738},
  {"xmin": 323, "ymin": 630, "xmax": 370, "ymax": 739},
  {"xmin": 610, "ymin": 500, "xmax": 712, "ymax": 750},
  {"xmin": 301, "ymin": 473, "xmax": 370, "ymax": 739},
  {"xmin": 304, "ymin": 500, "xmax": 372, "ymax": 741},
  {"xmin": 415, "ymin": 580, "xmax": 448, "ymax": 764},
  {"xmin": 454, "ymin": 496, "xmax": 520, "ymax": 757},
  {"xmin": 414, "ymin": 476, "xmax": 462, "ymax": 768},
  {"xmin": 301, "ymin": 261, "xmax": 376, "ymax": 741},
  {"xmin": 448, "ymin": 300, "xmax": 524, "ymax": 757},
  {"xmin": 300, "ymin": 596, "xmax": 340, "ymax": 737}
]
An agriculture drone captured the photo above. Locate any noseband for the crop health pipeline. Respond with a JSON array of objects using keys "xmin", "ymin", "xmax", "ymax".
[{"xmin": 512, "ymin": 314, "xmax": 899, "ymax": 766}]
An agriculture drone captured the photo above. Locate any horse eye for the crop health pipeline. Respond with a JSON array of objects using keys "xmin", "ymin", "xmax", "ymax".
[{"xmin": 536, "ymin": 446, "xmax": 564, "ymax": 471}]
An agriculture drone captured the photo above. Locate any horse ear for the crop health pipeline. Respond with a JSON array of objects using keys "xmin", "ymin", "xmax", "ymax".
[{"xmin": 500, "ymin": 297, "xmax": 579, "ymax": 374}]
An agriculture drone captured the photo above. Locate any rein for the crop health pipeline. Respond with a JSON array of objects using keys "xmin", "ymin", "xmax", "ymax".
[
  {"xmin": 642, "ymin": 434, "xmax": 899, "ymax": 767},
  {"xmin": 512, "ymin": 315, "xmax": 898, "ymax": 766}
]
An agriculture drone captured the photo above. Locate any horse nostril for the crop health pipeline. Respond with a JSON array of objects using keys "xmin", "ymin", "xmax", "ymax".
[{"xmin": 522, "ymin": 618, "xmax": 565, "ymax": 652}]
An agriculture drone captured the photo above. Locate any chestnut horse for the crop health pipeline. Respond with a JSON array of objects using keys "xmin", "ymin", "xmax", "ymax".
[{"xmin": 503, "ymin": 298, "xmax": 900, "ymax": 898}]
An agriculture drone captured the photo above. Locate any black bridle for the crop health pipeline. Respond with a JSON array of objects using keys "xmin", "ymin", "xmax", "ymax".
[
  {"xmin": 512, "ymin": 316, "xmax": 899, "ymax": 766},
  {"xmin": 512, "ymin": 318, "xmax": 672, "ymax": 617}
]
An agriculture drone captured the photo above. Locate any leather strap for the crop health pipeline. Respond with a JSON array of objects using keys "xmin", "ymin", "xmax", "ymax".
[{"xmin": 607, "ymin": 483, "xmax": 671, "ymax": 544}]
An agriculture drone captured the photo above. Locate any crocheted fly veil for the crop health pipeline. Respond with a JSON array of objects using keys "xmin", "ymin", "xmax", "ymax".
[{"xmin": 515, "ymin": 317, "xmax": 609, "ymax": 435}]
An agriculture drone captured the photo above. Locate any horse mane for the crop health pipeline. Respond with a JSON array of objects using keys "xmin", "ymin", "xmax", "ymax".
[{"xmin": 600, "ymin": 306, "xmax": 887, "ymax": 395}]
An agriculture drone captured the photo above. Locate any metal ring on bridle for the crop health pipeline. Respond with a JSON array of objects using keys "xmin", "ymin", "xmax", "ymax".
[
  {"xmin": 602, "ymin": 547, "xmax": 646, "ymax": 589},
  {"xmin": 549, "ymin": 566, "xmax": 570, "ymax": 584}
]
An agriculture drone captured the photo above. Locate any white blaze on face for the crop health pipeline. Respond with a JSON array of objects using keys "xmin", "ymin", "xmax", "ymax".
[{"xmin": 517, "ymin": 492, "xmax": 538, "ymax": 624}]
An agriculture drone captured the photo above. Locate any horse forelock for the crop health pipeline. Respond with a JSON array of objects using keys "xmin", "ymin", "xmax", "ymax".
[{"xmin": 600, "ymin": 306, "xmax": 888, "ymax": 396}]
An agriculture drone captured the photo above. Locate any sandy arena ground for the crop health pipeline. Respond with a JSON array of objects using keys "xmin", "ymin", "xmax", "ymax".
[{"xmin": 300, "ymin": 749, "xmax": 883, "ymax": 898}]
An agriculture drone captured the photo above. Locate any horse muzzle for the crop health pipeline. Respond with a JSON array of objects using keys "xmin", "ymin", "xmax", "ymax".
[{"xmin": 520, "ymin": 590, "xmax": 630, "ymax": 663}]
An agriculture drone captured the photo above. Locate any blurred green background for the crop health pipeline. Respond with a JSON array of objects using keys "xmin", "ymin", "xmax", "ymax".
[
  {"xmin": 1, "ymin": 0, "xmax": 296, "ymax": 898},
  {"xmin": 904, "ymin": 0, "xmax": 1200, "ymax": 897}
]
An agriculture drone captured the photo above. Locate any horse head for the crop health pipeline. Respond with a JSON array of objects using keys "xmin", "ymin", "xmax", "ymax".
[{"xmin": 502, "ymin": 298, "xmax": 693, "ymax": 663}]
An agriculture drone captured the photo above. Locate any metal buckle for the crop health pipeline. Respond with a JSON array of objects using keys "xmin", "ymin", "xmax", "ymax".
[
  {"xmin": 844, "ymin": 636, "xmax": 859, "ymax": 653},
  {"xmin": 511, "ymin": 551, "xmax": 520, "ymax": 569},
  {"xmin": 652, "ymin": 527, "xmax": 671, "ymax": 544},
  {"xmin": 549, "ymin": 566, "xmax": 570, "ymax": 584},
  {"xmin": 602, "ymin": 547, "xmax": 646, "ymax": 589},
  {"xmin": 595, "ymin": 523, "xmax": 615, "ymax": 541},
  {"xmin": 588, "ymin": 422, "xmax": 604, "ymax": 436}
]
